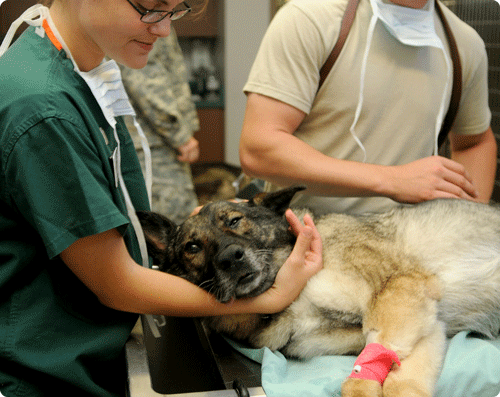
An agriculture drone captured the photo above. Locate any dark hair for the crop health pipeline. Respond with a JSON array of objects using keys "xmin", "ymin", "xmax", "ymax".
[{"xmin": 37, "ymin": 0, "xmax": 208, "ymax": 15}]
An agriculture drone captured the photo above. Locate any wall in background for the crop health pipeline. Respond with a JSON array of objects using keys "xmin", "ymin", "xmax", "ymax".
[{"xmin": 222, "ymin": 0, "xmax": 271, "ymax": 166}]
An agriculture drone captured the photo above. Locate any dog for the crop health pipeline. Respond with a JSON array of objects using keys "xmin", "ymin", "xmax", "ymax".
[{"xmin": 138, "ymin": 186, "xmax": 500, "ymax": 397}]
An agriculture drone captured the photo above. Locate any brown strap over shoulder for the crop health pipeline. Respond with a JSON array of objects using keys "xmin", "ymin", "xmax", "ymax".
[
  {"xmin": 318, "ymin": 0, "xmax": 360, "ymax": 90},
  {"xmin": 435, "ymin": 0, "xmax": 462, "ymax": 148},
  {"xmin": 317, "ymin": 0, "xmax": 462, "ymax": 148}
]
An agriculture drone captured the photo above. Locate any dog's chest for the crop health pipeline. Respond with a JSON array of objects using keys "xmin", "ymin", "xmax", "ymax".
[
  {"xmin": 287, "ymin": 292, "xmax": 363, "ymax": 331},
  {"xmin": 291, "ymin": 270, "xmax": 368, "ymax": 325}
]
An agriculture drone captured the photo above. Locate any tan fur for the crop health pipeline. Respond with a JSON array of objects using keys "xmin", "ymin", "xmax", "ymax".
[
  {"xmin": 139, "ymin": 187, "xmax": 500, "ymax": 397},
  {"xmin": 342, "ymin": 378, "xmax": 383, "ymax": 397}
]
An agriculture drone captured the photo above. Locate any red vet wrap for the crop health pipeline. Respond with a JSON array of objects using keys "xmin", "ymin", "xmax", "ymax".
[{"xmin": 348, "ymin": 343, "xmax": 401, "ymax": 385}]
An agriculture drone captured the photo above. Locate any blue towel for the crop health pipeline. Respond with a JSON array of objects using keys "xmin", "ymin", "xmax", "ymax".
[{"xmin": 227, "ymin": 332, "xmax": 500, "ymax": 397}]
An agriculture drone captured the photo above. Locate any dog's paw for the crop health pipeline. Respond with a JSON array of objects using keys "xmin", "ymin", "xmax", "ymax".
[
  {"xmin": 383, "ymin": 378, "xmax": 431, "ymax": 397},
  {"xmin": 341, "ymin": 378, "xmax": 382, "ymax": 397}
]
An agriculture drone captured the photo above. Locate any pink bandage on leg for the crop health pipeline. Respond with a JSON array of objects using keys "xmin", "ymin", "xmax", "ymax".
[{"xmin": 348, "ymin": 343, "xmax": 401, "ymax": 385}]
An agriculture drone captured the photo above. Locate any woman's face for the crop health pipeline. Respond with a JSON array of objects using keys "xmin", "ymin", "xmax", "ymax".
[{"xmin": 57, "ymin": 0, "xmax": 184, "ymax": 70}]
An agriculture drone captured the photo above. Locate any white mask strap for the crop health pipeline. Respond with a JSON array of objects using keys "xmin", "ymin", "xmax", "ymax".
[
  {"xmin": 0, "ymin": 4, "xmax": 48, "ymax": 57},
  {"xmin": 132, "ymin": 118, "xmax": 153, "ymax": 205},
  {"xmin": 111, "ymin": 127, "xmax": 150, "ymax": 268},
  {"xmin": 349, "ymin": 14, "xmax": 378, "ymax": 163}
]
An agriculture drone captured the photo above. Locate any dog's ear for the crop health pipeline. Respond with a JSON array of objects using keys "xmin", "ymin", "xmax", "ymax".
[
  {"xmin": 250, "ymin": 185, "xmax": 306, "ymax": 216},
  {"xmin": 137, "ymin": 211, "xmax": 178, "ymax": 270}
]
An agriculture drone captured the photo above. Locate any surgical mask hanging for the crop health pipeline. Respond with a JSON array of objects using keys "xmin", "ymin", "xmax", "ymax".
[
  {"xmin": 78, "ymin": 61, "xmax": 153, "ymax": 205},
  {"xmin": 370, "ymin": 0, "xmax": 444, "ymax": 48},
  {"xmin": 71, "ymin": 52, "xmax": 153, "ymax": 270},
  {"xmin": 0, "ymin": 5, "xmax": 153, "ymax": 269},
  {"xmin": 350, "ymin": 0, "xmax": 452, "ymax": 160}
]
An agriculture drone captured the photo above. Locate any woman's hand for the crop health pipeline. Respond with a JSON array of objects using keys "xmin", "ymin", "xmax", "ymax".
[
  {"xmin": 251, "ymin": 209, "xmax": 323, "ymax": 314},
  {"xmin": 177, "ymin": 137, "xmax": 200, "ymax": 163}
]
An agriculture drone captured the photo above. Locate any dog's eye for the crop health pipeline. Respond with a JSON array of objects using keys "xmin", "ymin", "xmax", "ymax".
[
  {"xmin": 184, "ymin": 242, "xmax": 201, "ymax": 254},
  {"xmin": 228, "ymin": 216, "xmax": 242, "ymax": 228}
]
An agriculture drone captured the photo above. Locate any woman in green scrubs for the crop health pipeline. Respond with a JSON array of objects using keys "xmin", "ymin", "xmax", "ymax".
[{"xmin": 0, "ymin": 1, "xmax": 323, "ymax": 396}]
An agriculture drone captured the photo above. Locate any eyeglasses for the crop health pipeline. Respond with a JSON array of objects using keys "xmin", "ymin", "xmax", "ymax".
[{"xmin": 126, "ymin": 0, "xmax": 191, "ymax": 24}]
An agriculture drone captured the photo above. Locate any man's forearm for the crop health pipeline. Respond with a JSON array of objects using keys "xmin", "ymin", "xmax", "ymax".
[{"xmin": 451, "ymin": 127, "xmax": 497, "ymax": 203}]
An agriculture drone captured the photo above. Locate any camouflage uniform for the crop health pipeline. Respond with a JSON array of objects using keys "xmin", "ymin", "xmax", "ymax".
[{"xmin": 121, "ymin": 29, "xmax": 200, "ymax": 224}]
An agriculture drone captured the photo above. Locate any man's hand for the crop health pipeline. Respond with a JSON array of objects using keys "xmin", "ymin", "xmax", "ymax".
[{"xmin": 386, "ymin": 156, "xmax": 479, "ymax": 203}]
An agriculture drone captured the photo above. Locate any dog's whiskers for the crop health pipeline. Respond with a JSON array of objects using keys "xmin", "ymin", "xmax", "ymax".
[
  {"xmin": 198, "ymin": 278, "xmax": 214, "ymax": 288},
  {"xmin": 199, "ymin": 278, "xmax": 215, "ymax": 291},
  {"xmin": 199, "ymin": 278, "xmax": 226, "ymax": 301},
  {"xmin": 255, "ymin": 248, "xmax": 273, "ymax": 255},
  {"xmin": 247, "ymin": 248, "xmax": 272, "ymax": 264},
  {"xmin": 199, "ymin": 278, "xmax": 224, "ymax": 304}
]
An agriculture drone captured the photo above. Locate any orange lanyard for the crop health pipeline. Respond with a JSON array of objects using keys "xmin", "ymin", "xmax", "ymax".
[{"xmin": 42, "ymin": 19, "xmax": 62, "ymax": 51}]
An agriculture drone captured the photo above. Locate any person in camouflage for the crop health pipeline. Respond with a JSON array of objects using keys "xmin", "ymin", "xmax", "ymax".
[{"xmin": 121, "ymin": 29, "xmax": 200, "ymax": 224}]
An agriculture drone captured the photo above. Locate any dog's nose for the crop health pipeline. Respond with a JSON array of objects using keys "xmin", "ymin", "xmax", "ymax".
[{"xmin": 217, "ymin": 244, "xmax": 245, "ymax": 270}]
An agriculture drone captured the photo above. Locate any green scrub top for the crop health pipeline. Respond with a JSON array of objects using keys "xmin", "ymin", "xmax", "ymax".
[{"xmin": 0, "ymin": 26, "xmax": 150, "ymax": 397}]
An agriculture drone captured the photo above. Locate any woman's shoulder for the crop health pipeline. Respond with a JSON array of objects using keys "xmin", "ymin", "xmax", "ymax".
[
  {"xmin": 0, "ymin": 27, "xmax": 82, "ymax": 111},
  {"xmin": 0, "ymin": 29, "xmax": 97, "ymax": 139}
]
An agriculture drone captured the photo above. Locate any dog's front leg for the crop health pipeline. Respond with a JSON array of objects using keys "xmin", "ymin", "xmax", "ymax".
[
  {"xmin": 343, "ymin": 273, "xmax": 446, "ymax": 397},
  {"xmin": 340, "ymin": 341, "xmax": 397, "ymax": 397},
  {"xmin": 341, "ymin": 273, "xmax": 446, "ymax": 397},
  {"xmin": 382, "ymin": 323, "xmax": 446, "ymax": 397},
  {"xmin": 342, "ymin": 327, "xmax": 445, "ymax": 397},
  {"xmin": 341, "ymin": 377, "xmax": 383, "ymax": 397}
]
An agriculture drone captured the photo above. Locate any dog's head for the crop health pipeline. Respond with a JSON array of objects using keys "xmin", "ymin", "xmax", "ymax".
[{"xmin": 138, "ymin": 186, "xmax": 305, "ymax": 303}]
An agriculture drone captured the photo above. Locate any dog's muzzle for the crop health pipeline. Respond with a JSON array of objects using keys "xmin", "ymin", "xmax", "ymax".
[
  {"xmin": 215, "ymin": 244, "xmax": 261, "ymax": 299},
  {"xmin": 217, "ymin": 244, "xmax": 245, "ymax": 270}
]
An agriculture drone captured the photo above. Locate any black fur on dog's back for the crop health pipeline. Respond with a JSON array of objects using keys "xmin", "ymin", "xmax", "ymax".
[{"xmin": 138, "ymin": 186, "xmax": 305, "ymax": 303}]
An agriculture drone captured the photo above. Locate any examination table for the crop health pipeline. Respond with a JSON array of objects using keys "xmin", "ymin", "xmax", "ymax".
[{"xmin": 125, "ymin": 314, "xmax": 266, "ymax": 396}]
